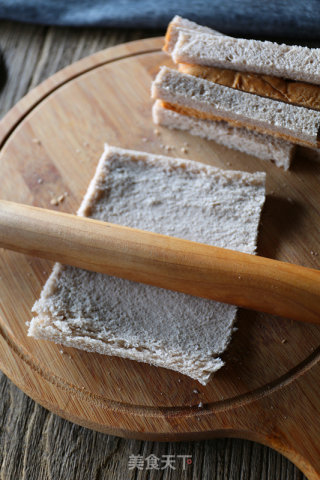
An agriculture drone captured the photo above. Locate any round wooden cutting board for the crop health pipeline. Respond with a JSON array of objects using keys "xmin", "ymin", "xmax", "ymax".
[{"xmin": 1, "ymin": 37, "xmax": 320, "ymax": 478}]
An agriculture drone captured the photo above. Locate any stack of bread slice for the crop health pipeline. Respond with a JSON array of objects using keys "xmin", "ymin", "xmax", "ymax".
[{"xmin": 152, "ymin": 16, "xmax": 320, "ymax": 169}]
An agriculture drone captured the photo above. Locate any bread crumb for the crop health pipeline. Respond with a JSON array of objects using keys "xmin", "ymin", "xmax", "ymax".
[
  {"xmin": 192, "ymin": 389, "xmax": 199, "ymax": 394},
  {"xmin": 181, "ymin": 147, "xmax": 188, "ymax": 154},
  {"xmin": 177, "ymin": 378, "xmax": 181, "ymax": 383},
  {"xmin": 37, "ymin": 178, "xmax": 43, "ymax": 184},
  {"xmin": 59, "ymin": 349, "xmax": 65, "ymax": 354},
  {"xmin": 281, "ymin": 338, "xmax": 287, "ymax": 344},
  {"xmin": 50, "ymin": 193, "xmax": 67, "ymax": 206},
  {"xmin": 32, "ymin": 138, "xmax": 41, "ymax": 145},
  {"xmin": 198, "ymin": 401, "xmax": 203, "ymax": 408},
  {"xmin": 311, "ymin": 250, "xmax": 319, "ymax": 256},
  {"xmin": 164, "ymin": 144, "xmax": 174, "ymax": 152},
  {"xmin": 154, "ymin": 128, "xmax": 160, "ymax": 136}
]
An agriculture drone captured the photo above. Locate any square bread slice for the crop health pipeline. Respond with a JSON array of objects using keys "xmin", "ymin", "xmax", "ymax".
[{"xmin": 29, "ymin": 145, "xmax": 266, "ymax": 385}]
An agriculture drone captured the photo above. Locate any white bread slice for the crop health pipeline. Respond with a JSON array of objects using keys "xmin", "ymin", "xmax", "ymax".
[
  {"xmin": 153, "ymin": 100, "xmax": 295, "ymax": 170},
  {"xmin": 163, "ymin": 15, "xmax": 222, "ymax": 53},
  {"xmin": 151, "ymin": 66, "xmax": 320, "ymax": 148},
  {"xmin": 172, "ymin": 31, "xmax": 320, "ymax": 85},
  {"xmin": 29, "ymin": 144, "xmax": 266, "ymax": 385}
]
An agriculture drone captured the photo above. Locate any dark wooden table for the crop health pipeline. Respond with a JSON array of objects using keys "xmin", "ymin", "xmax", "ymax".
[{"xmin": 0, "ymin": 20, "xmax": 307, "ymax": 480}]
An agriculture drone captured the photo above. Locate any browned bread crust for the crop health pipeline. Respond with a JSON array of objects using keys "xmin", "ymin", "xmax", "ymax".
[{"xmin": 179, "ymin": 63, "xmax": 320, "ymax": 112}]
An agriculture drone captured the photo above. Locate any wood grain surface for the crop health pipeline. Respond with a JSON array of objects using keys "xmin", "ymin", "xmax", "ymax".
[{"xmin": 0, "ymin": 20, "xmax": 314, "ymax": 480}]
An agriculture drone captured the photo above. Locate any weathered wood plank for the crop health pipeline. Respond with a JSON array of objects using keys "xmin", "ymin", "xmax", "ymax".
[
  {"xmin": 0, "ymin": 21, "xmax": 47, "ymax": 118},
  {"xmin": 0, "ymin": 375, "xmax": 308, "ymax": 479},
  {"xmin": 0, "ymin": 20, "xmax": 307, "ymax": 480}
]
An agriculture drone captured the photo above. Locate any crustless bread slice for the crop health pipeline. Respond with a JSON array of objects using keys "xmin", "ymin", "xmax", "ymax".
[{"xmin": 29, "ymin": 145, "xmax": 265, "ymax": 385}]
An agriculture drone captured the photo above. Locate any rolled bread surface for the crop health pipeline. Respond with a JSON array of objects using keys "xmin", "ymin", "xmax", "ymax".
[{"xmin": 29, "ymin": 145, "xmax": 265, "ymax": 385}]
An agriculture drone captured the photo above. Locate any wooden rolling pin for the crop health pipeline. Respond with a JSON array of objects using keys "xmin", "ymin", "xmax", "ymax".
[{"xmin": 0, "ymin": 199, "xmax": 320, "ymax": 324}]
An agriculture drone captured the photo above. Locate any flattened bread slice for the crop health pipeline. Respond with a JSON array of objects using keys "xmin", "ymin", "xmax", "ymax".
[
  {"xmin": 29, "ymin": 145, "xmax": 265, "ymax": 385},
  {"xmin": 153, "ymin": 100, "xmax": 295, "ymax": 170}
]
